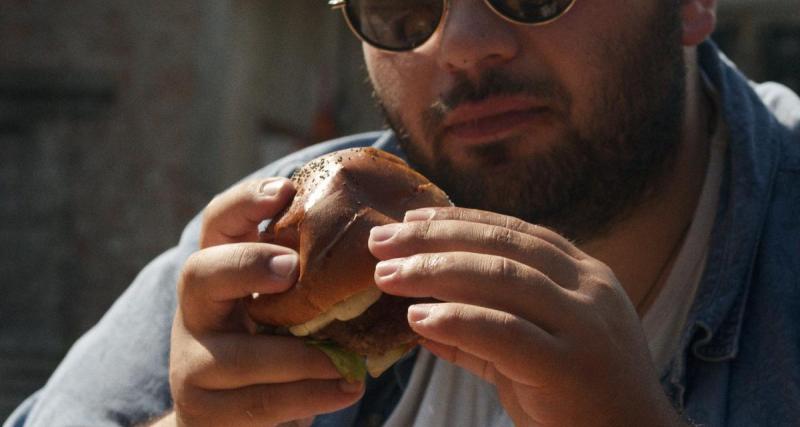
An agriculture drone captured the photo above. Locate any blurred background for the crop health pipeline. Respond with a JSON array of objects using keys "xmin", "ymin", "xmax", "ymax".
[{"xmin": 1, "ymin": 0, "xmax": 798, "ymax": 420}]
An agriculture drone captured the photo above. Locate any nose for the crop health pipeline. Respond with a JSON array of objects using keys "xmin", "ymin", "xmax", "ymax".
[{"xmin": 431, "ymin": 0, "xmax": 520, "ymax": 75}]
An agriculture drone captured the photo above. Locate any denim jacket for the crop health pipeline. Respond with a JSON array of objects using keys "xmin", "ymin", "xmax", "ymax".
[{"xmin": 6, "ymin": 41, "xmax": 799, "ymax": 427}]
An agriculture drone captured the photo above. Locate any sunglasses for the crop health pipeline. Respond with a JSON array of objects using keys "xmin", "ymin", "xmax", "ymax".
[{"xmin": 329, "ymin": 0, "xmax": 577, "ymax": 52}]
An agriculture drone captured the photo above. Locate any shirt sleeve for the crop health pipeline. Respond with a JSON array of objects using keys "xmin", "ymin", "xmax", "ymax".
[{"xmin": 3, "ymin": 240, "xmax": 193, "ymax": 426}]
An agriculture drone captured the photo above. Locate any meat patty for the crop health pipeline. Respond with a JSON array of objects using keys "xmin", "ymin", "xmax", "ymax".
[{"xmin": 314, "ymin": 293, "xmax": 433, "ymax": 356}]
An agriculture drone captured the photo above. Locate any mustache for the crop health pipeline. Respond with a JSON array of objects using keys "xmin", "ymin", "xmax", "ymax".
[{"xmin": 423, "ymin": 69, "xmax": 571, "ymax": 134}]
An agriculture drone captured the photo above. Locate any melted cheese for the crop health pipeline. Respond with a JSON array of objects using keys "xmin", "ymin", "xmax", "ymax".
[
  {"xmin": 289, "ymin": 287, "xmax": 382, "ymax": 336},
  {"xmin": 366, "ymin": 345, "xmax": 411, "ymax": 378}
]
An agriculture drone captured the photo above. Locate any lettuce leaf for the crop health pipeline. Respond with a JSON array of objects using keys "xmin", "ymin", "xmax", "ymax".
[{"xmin": 306, "ymin": 340, "xmax": 366, "ymax": 383}]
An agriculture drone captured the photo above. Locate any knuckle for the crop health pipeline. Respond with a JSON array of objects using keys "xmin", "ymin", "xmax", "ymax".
[
  {"xmin": 176, "ymin": 339, "xmax": 212, "ymax": 386},
  {"xmin": 179, "ymin": 251, "xmax": 204, "ymax": 295},
  {"xmin": 485, "ymin": 225, "xmax": 517, "ymax": 248},
  {"xmin": 585, "ymin": 257, "xmax": 610, "ymax": 274},
  {"xmin": 414, "ymin": 253, "xmax": 447, "ymax": 277},
  {"xmin": 479, "ymin": 360, "xmax": 496, "ymax": 384},
  {"xmin": 448, "ymin": 347, "xmax": 465, "ymax": 368},
  {"xmin": 583, "ymin": 265, "xmax": 622, "ymax": 300},
  {"xmin": 248, "ymin": 179, "xmax": 266, "ymax": 195},
  {"xmin": 485, "ymin": 256, "xmax": 517, "ymax": 280},
  {"xmin": 205, "ymin": 193, "xmax": 222, "ymax": 211},
  {"xmin": 501, "ymin": 214, "xmax": 527, "ymax": 234},
  {"xmin": 229, "ymin": 244, "xmax": 262, "ymax": 273},
  {"xmin": 430, "ymin": 303, "xmax": 467, "ymax": 328},
  {"xmin": 243, "ymin": 388, "xmax": 268, "ymax": 422},
  {"xmin": 435, "ymin": 345, "xmax": 458, "ymax": 364},
  {"xmin": 221, "ymin": 338, "xmax": 251, "ymax": 380},
  {"xmin": 168, "ymin": 365, "xmax": 186, "ymax": 396},
  {"xmin": 411, "ymin": 219, "xmax": 435, "ymax": 242},
  {"xmin": 594, "ymin": 281, "xmax": 626, "ymax": 310},
  {"xmin": 172, "ymin": 384, "xmax": 208, "ymax": 423},
  {"xmin": 203, "ymin": 193, "xmax": 225, "ymax": 221},
  {"xmin": 229, "ymin": 245, "xmax": 271, "ymax": 294},
  {"xmin": 495, "ymin": 311, "xmax": 522, "ymax": 336},
  {"xmin": 251, "ymin": 386, "xmax": 283, "ymax": 424}
]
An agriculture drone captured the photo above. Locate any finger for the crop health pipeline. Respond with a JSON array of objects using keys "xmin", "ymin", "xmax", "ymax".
[
  {"xmin": 492, "ymin": 373, "xmax": 536, "ymax": 426},
  {"xmin": 173, "ymin": 332, "xmax": 342, "ymax": 390},
  {"xmin": 421, "ymin": 340, "xmax": 499, "ymax": 384},
  {"xmin": 408, "ymin": 303, "xmax": 562, "ymax": 384},
  {"xmin": 421, "ymin": 341, "xmax": 536, "ymax": 424},
  {"xmin": 375, "ymin": 252, "xmax": 575, "ymax": 329},
  {"xmin": 176, "ymin": 379, "xmax": 364, "ymax": 427},
  {"xmin": 404, "ymin": 207, "xmax": 587, "ymax": 259},
  {"xmin": 369, "ymin": 220, "xmax": 581, "ymax": 286},
  {"xmin": 202, "ymin": 178, "xmax": 295, "ymax": 248},
  {"xmin": 179, "ymin": 243, "xmax": 298, "ymax": 332}
]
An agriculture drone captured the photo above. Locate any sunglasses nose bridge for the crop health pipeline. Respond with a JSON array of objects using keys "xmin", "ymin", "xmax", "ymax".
[{"xmin": 430, "ymin": 0, "xmax": 522, "ymax": 74}]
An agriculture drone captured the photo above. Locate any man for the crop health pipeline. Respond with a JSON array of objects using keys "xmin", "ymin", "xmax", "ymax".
[{"xmin": 6, "ymin": 0, "xmax": 800, "ymax": 426}]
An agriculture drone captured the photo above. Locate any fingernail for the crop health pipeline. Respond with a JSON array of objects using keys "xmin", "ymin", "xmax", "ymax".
[
  {"xmin": 259, "ymin": 179, "xmax": 285, "ymax": 197},
  {"xmin": 375, "ymin": 259, "xmax": 402, "ymax": 279},
  {"xmin": 269, "ymin": 254, "xmax": 297, "ymax": 278},
  {"xmin": 338, "ymin": 379, "xmax": 364, "ymax": 394},
  {"xmin": 408, "ymin": 304, "xmax": 433, "ymax": 324},
  {"xmin": 370, "ymin": 223, "xmax": 402, "ymax": 243},
  {"xmin": 404, "ymin": 208, "xmax": 436, "ymax": 222}
]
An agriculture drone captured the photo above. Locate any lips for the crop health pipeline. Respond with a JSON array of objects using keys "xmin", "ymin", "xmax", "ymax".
[{"xmin": 442, "ymin": 96, "xmax": 553, "ymax": 143}]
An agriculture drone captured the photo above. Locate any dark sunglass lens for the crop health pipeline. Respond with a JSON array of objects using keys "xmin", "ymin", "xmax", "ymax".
[
  {"xmin": 488, "ymin": 0, "xmax": 573, "ymax": 23},
  {"xmin": 346, "ymin": 0, "xmax": 443, "ymax": 51}
]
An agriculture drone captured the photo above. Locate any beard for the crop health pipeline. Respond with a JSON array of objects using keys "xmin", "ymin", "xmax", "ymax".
[{"xmin": 375, "ymin": 2, "xmax": 687, "ymax": 243}]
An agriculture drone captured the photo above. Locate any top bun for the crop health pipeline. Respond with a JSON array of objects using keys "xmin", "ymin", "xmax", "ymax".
[{"xmin": 246, "ymin": 147, "xmax": 451, "ymax": 327}]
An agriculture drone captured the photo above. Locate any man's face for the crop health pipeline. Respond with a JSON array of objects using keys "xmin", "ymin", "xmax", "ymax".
[{"xmin": 363, "ymin": 0, "xmax": 686, "ymax": 242}]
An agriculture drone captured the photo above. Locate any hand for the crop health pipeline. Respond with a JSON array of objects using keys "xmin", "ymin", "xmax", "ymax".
[
  {"xmin": 368, "ymin": 207, "xmax": 684, "ymax": 427},
  {"xmin": 168, "ymin": 178, "xmax": 364, "ymax": 427}
]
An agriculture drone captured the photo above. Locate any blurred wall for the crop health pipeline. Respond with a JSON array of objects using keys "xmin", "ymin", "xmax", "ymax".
[
  {"xmin": 715, "ymin": 0, "xmax": 800, "ymax": 91},
  {"xmin": 0, "ymin": 0, "xmax": 226, "ymax": 415},
  {"xmin": 0, "ymin": 0, "xmax": 380, "ymax": 417},
  {"xmin": 0, "ymin": 0, "xmax": 797, "ymax": 420}
]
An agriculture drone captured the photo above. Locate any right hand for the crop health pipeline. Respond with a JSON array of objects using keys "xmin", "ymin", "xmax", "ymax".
[{"xmin": 167, "ymin": 178, "xmax": 365, "ymax": 427}]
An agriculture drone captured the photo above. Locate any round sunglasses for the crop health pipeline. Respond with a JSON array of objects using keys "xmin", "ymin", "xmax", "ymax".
[{"xmin": 329, "ymin": 0, "xmax": 577, "ymax": 52}]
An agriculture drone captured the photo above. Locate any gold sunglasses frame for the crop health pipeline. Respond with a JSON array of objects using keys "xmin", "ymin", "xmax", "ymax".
[{"xmin": 329, "ymin": 0, "xmax": 577, "ymax": 52}]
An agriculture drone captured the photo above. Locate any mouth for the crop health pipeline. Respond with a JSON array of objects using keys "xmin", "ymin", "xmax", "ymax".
[{"xmin": 442, "ymin": 96, "xmax": 554, "ymax": 144}]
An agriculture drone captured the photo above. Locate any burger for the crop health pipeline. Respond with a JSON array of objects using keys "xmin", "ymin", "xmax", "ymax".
[{"xmin": 246, "ymin": 147, "xmax": 451, "ymax": 381}]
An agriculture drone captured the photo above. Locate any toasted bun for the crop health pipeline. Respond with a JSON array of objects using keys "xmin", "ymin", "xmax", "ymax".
[{"xmin": 245, "ymin": 147, "xmax": 451, "ymax": 327}]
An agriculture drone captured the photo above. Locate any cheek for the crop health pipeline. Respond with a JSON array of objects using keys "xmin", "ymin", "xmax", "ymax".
[
  {"xmin": 534, "ymin": 16, "xmax": 637, "ymax": 139},
  {"xmin": 365, "ymin": 48, "xmax": 417, "ymax": 111},
  {"xmin": 365, "ymin": 46, "xmax": 438, "ymax": 151},
  {"xmin": 534, "ymin": 0, "xmax": 646, "ymax": 113}
]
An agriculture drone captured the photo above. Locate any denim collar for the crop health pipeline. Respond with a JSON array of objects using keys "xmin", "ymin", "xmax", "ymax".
[{"xmin": 662, "ymin": 40, "xmax": 783, "ymax": 409}]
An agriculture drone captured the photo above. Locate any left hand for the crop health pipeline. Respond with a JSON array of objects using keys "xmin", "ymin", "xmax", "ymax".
[{"xmin": 368, "ymin": 207, "xmax": 685, "ymax": 427}]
